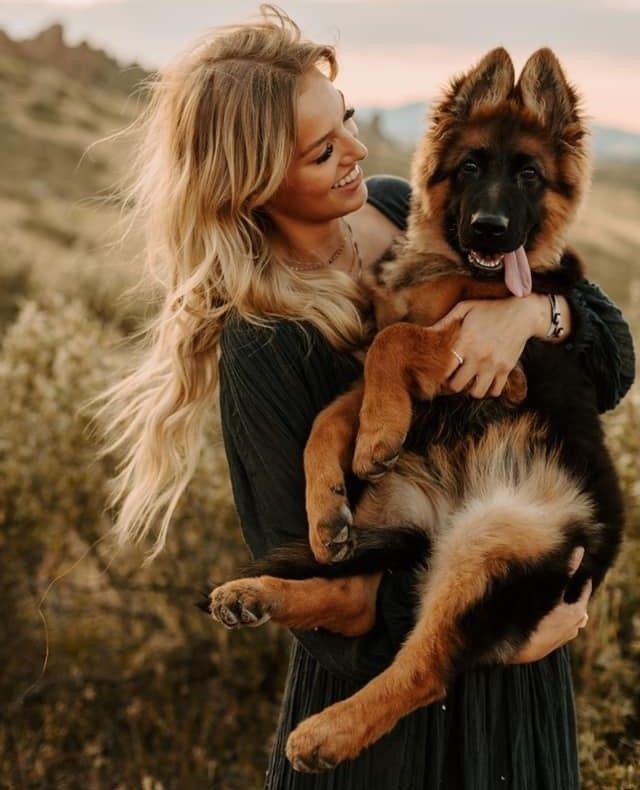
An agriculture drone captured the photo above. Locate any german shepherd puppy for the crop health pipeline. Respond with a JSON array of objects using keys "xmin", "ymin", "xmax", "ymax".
[{"xmin": 204, "ymin": 48, "xmax": 624, "ymax": 773}]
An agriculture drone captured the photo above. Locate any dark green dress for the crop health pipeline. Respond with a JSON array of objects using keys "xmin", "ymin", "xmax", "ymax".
[{"xmin": 218, "ymin": 176, "xmax": 636, "ymax": 789}]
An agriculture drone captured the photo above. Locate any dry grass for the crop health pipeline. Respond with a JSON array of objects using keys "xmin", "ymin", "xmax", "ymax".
[{"xmin": 1, "ymin": 47, "xmax": 638, "ymax": 788}]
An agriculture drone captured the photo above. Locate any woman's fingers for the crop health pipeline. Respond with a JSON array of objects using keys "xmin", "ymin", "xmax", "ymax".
[
  {"xmin": 567, "ymin": 545, "xmax": 585, "ymax": 576},
  {"xmin": 575, "ymin": 577, "xmax": 593, "ymax": 619},
  {"xmin": 448, "ymin": 363, "xmax": 477, "ymax": 393},
  {"xmin": 568, "ymin": 578, "xmax": 592, "ymax": 637},
  {"xmin": 510, "ymin": 565, "xmax": 592, "ymax": 664},
  {"xmin": 468, "ymin": 374, "xmax": 495, "ymax": 399},
  {"xmin": 489, "ymin": 373, "xmax": 508, "ymax": 398}
]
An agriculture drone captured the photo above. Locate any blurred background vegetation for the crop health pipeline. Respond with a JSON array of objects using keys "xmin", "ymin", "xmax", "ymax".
[{"xmin": 0, "ymin": 24, "xmax": 638, "ymax": 790}]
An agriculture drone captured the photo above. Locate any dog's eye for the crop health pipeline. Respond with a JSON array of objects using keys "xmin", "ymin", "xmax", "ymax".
[
  {"xmin": 519, "ymin": 167, "xmax": 539, "ymax": 181},
  {"xmin": 460, "ymin": 160, "xmax": 480, "ymax": 176}
]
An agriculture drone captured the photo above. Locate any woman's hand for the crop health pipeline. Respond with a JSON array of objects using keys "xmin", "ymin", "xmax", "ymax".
[
  {"xmin": 510, "ymin": 546, "xmax": 592, "ymax": 665},
  {"xmin": 432, "ymin": 294, "xmax": 571, "ymax": 398}
]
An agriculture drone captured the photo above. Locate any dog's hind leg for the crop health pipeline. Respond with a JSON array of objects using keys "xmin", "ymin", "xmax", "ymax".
[
  {"xmin": 206, "ymin": 572, "xmax": 381, "ymax": 637},
  {"xmin": 285, "ymin": 452, "xmax": 594, "ymax": 773},
  {"xmin": 304, "ymin": 381, "xmax": 364, "ymax": 563}
]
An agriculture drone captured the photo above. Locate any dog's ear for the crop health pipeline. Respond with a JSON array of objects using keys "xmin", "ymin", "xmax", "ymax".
[
  {"xmin": 515, "ymin": 48, "xmax": 582, "ymax": 137},
  {"xmin": 439, "ymin": 48, "xmax": 515, "ymax": 120}
]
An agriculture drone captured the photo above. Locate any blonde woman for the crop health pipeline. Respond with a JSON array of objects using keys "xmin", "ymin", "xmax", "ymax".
[{"xmin": 102, "ymin": 7, "xmax": 635, "ymax": 788}]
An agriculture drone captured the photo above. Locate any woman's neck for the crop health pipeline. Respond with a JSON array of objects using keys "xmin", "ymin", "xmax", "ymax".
[{"xmin": 272, "ymin": 215, "xmax": 347, "ymax": 267}]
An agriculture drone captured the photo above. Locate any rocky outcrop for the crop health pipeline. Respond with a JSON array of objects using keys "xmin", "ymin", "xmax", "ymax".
[{"xmin": 0, "ymin": 23, "xmax": 147, "ymax": 92}]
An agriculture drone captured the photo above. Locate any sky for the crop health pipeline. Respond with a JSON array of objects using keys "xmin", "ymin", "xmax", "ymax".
[{"xmin": 1, "ymin": 0, "xmax": 640, "ymax": 132}]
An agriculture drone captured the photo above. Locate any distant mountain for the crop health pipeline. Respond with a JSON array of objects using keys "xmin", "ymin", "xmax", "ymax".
[{"xmin": 358, "ymin": 102, "xmax": 640, "ymax": 162}]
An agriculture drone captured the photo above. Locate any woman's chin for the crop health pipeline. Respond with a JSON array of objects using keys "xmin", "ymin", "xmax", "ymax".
[{"xmin": 331, "ymin": 178, "xmax": 367, "ymax": 213}]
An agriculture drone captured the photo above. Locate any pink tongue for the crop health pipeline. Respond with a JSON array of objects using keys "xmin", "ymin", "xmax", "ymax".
[{"xmin": 504, "ymin": 246, "xmax": 532, "ymax": 297}]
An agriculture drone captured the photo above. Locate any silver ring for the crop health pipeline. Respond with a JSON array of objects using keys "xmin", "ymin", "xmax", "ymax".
[{"xmin": 452, "ymin": 349, "xmax": 464, "ymax": 368}]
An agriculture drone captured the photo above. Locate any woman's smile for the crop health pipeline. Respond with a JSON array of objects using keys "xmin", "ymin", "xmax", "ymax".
[{"xmin": 332, "ymin": 164, "xmax": 363, "ymax": 190}]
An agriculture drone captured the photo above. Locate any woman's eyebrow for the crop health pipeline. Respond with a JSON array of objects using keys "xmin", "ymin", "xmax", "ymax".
[{"xmin": 299, "ymin": 90, "xmax": 348, "ymax": 158}]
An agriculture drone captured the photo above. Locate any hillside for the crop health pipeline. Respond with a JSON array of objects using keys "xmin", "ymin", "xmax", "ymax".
[
  {"xmin": 1, "ymin": 24, "xmax": 638, "ymax": 790},
  {"xmin": 1, "ymin": 23, "xmax": 639, "ymax": 319},
  {"xmin": 0, "ymin": 23, "xmax": 151, "ymax": 332}
]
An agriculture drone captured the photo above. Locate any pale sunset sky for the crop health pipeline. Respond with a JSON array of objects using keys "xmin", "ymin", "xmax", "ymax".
[{"xmin": 2, "ymin": 0, "xmax": 639, "ymax": 132}]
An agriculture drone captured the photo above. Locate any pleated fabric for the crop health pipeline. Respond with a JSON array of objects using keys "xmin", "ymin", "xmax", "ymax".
[{"xmin": 264, "ymin": 641, "xmax": 579, "ymax": 790}]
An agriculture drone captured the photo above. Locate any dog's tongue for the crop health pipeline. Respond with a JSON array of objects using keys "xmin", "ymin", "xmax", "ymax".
[{"xmin": 504, "ymin": 246, "xmax": 532, "ymax": 297}]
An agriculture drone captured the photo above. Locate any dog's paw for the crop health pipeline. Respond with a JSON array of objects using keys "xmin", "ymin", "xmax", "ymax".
[
  {"xmin": 308, "ymin": 485, "xmax": 356, "ymax": 564},
  {"xmin": 503, "ymin": 365, "xmax": 528, "ymax": 405},
  {"xmin": 352, "ymin": 429, "xmax": 405, "ymax": 481},
  {"xmin": 207, "ymin": 579, "xmax": 272, "ymax": 629},
  {"xmin": 286, "ymin": 711, "xmax": 355, "ymax": 773}
]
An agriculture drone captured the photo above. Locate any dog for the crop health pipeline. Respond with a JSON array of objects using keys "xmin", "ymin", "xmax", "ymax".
[{"xmin": 203, "ymin": 48, "xmax": 624, "ymax": 773}]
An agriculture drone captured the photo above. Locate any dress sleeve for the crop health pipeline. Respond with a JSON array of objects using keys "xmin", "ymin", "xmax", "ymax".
[
  {"xmin": 365, "ymin": 174, "xmax": 412, "ymax": 231},
  {"xmin": 563, "ymin": 279, "xmax": 635, "ymax": 412},
  {"xmin": 219, "ymin": 316, "xmax": 416, "ymax": 684}
]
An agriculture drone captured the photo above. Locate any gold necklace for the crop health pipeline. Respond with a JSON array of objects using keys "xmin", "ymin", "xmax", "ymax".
[
  {"xmin": 288, "ymin": 218, "xmax": 362, "ymax": 281},
  {"xmin": 288, "ymin": 219, "xmax": 348, "ymax": 272}
]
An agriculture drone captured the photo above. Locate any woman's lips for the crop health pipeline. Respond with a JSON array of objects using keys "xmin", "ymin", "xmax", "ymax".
[{"xmin": 332, "ymin": 164, "xmax": 362, "ymax": 190}]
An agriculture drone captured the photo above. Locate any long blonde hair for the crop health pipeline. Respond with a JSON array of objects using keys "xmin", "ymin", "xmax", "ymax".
[{"xmin": 98, "ymin": 5, "xmax": 368, "ymax": 561}]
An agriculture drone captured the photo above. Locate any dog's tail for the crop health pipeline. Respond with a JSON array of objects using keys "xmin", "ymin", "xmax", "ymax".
[{"xmin": 241, "ymin": 525, "xmax": 430, "ymax": 580}]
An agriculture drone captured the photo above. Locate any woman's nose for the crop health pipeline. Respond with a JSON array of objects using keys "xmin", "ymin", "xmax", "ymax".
[{"xmin": 345, "ymin": 134, "xmax": 368, "ymax": 162}]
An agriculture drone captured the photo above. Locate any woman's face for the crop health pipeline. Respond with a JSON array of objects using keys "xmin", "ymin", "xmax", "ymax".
[{"xmin": 267, "ymin": 67, "xmax": 369, "ymax": 224}]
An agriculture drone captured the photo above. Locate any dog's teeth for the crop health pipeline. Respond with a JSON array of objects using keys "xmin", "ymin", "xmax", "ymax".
[{"xmin": 468, "ymin": 251, "xmax": 504, "ymax": 270}]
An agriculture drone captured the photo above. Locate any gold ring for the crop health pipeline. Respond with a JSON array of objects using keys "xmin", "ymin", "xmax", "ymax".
[{"xmin": 452, "ymin": 349, "xmax": 464, "ymax": 367}]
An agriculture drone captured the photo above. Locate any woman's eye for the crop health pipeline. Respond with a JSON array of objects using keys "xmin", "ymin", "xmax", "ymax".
[
  {"xmin": 344, "ymin": 107, "xmax": 355, "ymax": 122},
  {"xmin": 315, "ymin": 143, "xmax": 334, "ymax": 164},
  {"xmin": 461, "ymin": 159, "xmax": 479, "ymax": 175}
]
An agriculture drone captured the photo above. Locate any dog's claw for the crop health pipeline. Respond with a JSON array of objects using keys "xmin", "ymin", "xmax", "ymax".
[
  {"xmin": 367, "ymin": 451, "xmax": 401, "ymax": 480},
  {"xmin": 292, "ymin": 758, "xmax": 313, "ymax": 773},
  {"xmin": 331, "ymin": 544, "xmax": 352, "ymax": 563},
  {"xmin": 291, "ymin": 748, "xmax": 336, "ymax": 773},
  {"xmin": 220, "ymin": 605, "xmax": 238, "ymax": 627},
  {"xmin": 332, "ymin": 525, "xmax": 350, "ymax": 544},
  {"xmin": 317, "ymin": 757, "xmax": 336, "ymax": 771},
  {"xmin": 339, "ymin": 504, "xmax": 354, "ymax": 524},
  {"xmin": 239, "ymin": 607, "xmax": 259, "ymax": 624}
]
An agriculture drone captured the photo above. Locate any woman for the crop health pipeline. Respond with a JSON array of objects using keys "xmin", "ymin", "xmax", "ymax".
[{"xmin": 102, "ymin": 6, "xmax": 635, "ymax": 788}]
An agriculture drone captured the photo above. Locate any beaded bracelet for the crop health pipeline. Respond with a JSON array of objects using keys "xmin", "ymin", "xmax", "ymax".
[{"xmin": 546, "ymin": 293, "xmax": 565, "ymax": 338}]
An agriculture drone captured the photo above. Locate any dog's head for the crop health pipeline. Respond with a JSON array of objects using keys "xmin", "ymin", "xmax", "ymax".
[{"xmin": 409, "ymin": 47, "xmax": 589, "ymax": 293}]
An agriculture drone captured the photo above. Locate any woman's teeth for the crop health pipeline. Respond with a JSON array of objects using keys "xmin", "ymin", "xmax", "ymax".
[{"xmin": 332, "ymin": 165, "xmax": 360, "ymax": 189}]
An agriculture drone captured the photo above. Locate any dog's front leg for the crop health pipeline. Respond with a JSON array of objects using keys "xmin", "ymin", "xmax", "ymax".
[
  {"xmin": 353, "ymin": 321, "xmax": 460, "ymax": 480},
  {"xmin": 206, "ymin": 572, "xmax": 381, "ymax": 636},
  {"xmin": 304, "ymin": 381, "xmax": 364, "ymax": 563}
]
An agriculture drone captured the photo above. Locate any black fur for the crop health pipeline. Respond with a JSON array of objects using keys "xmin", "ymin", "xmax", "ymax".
[{"xmin": 242, "ymin": 526, "xmax": 430, "ymax": 580}]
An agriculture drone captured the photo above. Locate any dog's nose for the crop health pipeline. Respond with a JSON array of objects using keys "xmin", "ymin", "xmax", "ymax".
[{"xmin": 471, "ymin": 211, "xmax": 509, "ymax": 237}]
